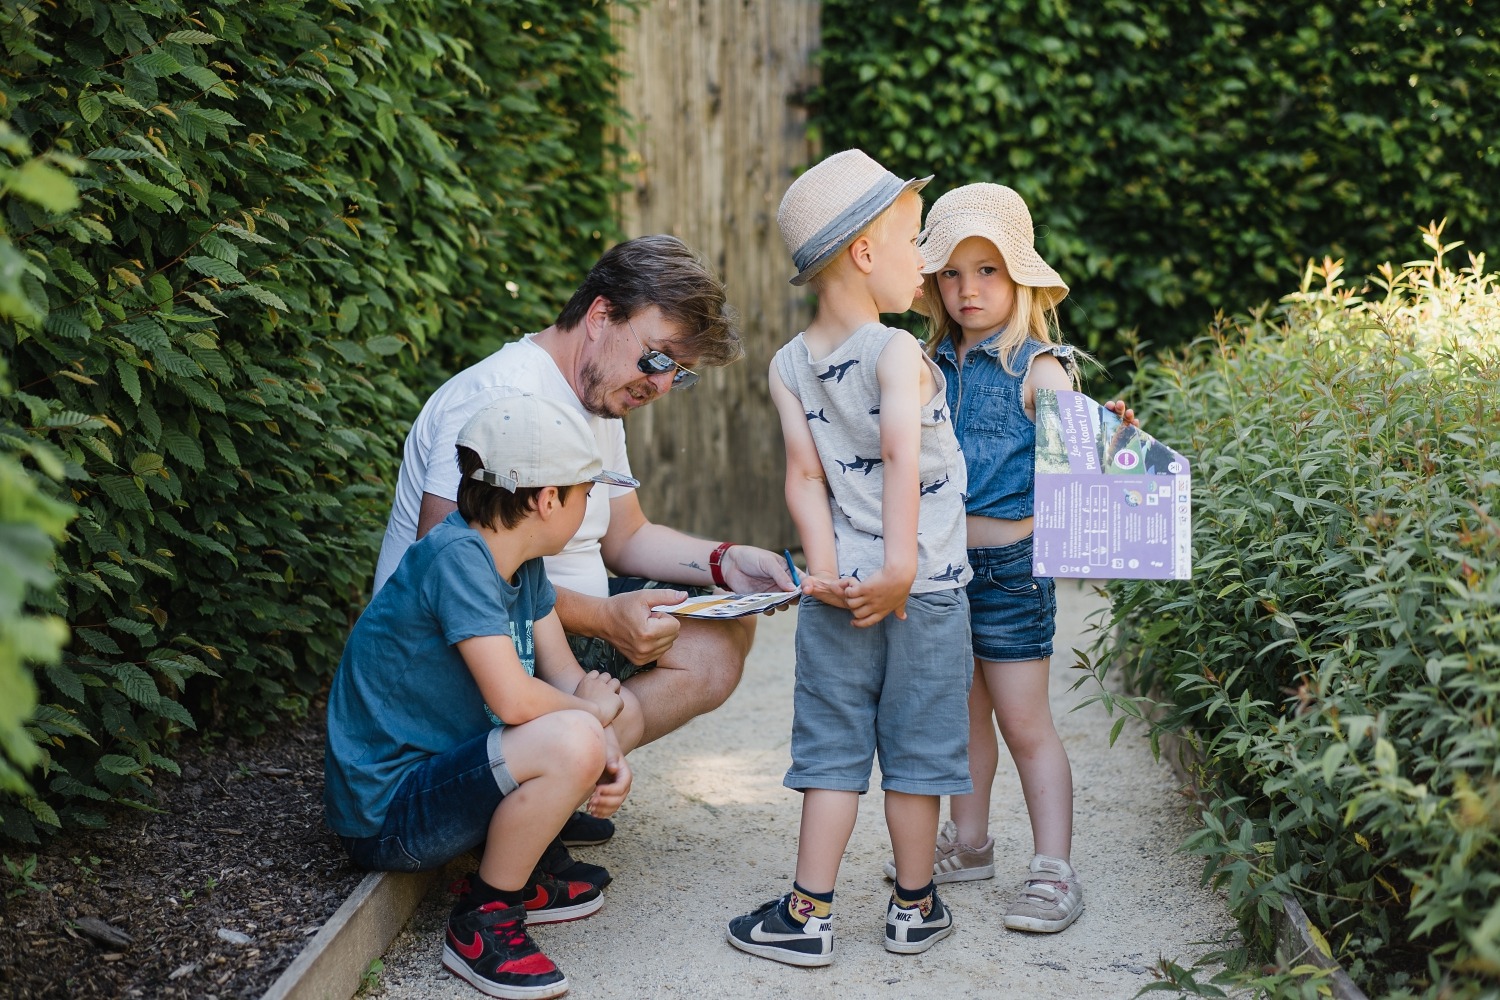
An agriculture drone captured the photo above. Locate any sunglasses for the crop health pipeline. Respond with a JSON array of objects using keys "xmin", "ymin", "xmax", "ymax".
[{"xmin": 626, "ymin": 317, "xmax": 699, "ymax": 390}]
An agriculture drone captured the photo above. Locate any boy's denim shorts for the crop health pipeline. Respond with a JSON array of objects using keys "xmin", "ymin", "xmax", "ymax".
[
  {"xmin": 339, "ymin": 727, "xmax": 518, "ymax": 872},
  {"xmin": 566, "ymin": 576, "xmax": 715, "ymax": 681},
  {"xmin": 966, "ymin": 536, "xmax": 1057, "ymax": 663},
  {"xmin": 786, "ymin": 589, "xmax": 974, "ymax": 797}
]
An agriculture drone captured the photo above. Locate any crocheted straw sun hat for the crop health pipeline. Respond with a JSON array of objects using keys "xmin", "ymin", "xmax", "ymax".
[
  {"xmin": 777, "ymin": 149, "xmax": 932, "ymax": 286},
  {"xmin": 918, "ymin": 183, "xmax": 1069, "ymax": 307}
]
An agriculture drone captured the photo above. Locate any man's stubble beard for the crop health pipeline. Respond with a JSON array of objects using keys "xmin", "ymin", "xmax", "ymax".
[{"xmin": 577, "ymin": 359, "xmax": 627, "ymax": 420}]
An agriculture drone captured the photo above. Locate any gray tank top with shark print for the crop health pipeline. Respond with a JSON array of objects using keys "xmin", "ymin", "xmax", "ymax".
[{"xmin": 773, "ymin": 322, "xmax": 972, "ymax": 592}]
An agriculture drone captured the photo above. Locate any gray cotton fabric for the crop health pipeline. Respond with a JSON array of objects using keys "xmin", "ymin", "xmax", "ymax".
[{"xmin": 773, "ymin": 322, "xmax": 972, "ymax": 593}]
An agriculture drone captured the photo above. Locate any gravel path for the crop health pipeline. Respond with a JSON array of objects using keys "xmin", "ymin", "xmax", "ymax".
[{"xmin": 372, "ymin": 582, "xmax": 1235, "ymax": 999}]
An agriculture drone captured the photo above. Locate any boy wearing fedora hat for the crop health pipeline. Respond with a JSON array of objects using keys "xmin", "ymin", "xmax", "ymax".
[
  {"xmin": 324, "ymin": 394, "xmax": 643, "ymax": 1000},
  {"xmin": 726, "ymin": 150, "xmax": 975, "ymax": 967}
]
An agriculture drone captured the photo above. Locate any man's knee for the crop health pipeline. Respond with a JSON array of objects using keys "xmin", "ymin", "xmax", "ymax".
[{"xmin": 660, "ymin": 622, "xmax": 750, "ymax": 703}]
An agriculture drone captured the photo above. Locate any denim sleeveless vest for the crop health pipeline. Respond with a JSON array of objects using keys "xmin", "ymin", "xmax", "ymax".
[{"xmin": 933, "ymin": 334, "xmax": 1075, "ymax": 520}]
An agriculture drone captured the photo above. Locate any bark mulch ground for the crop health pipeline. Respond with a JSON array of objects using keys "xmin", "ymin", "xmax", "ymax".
[{"xmin": 0, "ymin": 711, "xmax": 362, "ymax": 999}]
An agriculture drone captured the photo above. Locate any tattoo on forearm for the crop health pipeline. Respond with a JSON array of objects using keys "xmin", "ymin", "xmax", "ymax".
[{"xmin": 681, "ymin": 560, "xmax": 705, "ymax": 572}]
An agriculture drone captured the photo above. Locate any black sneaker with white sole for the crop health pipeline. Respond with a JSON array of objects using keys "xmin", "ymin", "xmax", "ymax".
[
  {"xmin": 521, "ymin": 869, "xmax": 603, "ymax": 925},
  {"xmin": 443, "ymin": 901, "xmax": 567, "ymax": 1000},
  {"xmin": 726, "ymin": 894, "xmax": 834, "ymax": 967},
  {"xmin": 884, "ymin": 888, "xmax": 955, "ymax": 954},
  {"xmin": 559, "ymin": 810, "xmax": 615, "ymax": 847},
  {"xmin": 538, "ymin": 835, "xmax": 611, "ymax": 890}
]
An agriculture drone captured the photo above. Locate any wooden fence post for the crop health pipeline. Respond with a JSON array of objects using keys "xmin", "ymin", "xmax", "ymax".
[{"xmin": 611, "ymin": 0, "xmax": 822, "ymax": 550}]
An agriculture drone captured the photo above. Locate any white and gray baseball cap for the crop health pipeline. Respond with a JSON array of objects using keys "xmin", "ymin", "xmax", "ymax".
[{"xmin": 455, "ymin": 394, "xmax": 639, "ymax": 492}]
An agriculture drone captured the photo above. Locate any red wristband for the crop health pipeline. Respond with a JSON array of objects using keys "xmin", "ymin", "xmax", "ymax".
[{"xmin": 708, "ymin": 542, "xmax": 735, "ymax": 589}]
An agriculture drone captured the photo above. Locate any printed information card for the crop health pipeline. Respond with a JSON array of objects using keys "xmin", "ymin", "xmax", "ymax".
[{"xmin": 1032, "ymin": 389, "xmax": 1192, "ymax": 580}]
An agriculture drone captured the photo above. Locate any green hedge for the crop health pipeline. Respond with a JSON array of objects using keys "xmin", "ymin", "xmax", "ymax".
[
  {"xmin": 1, "ymin": 126, "xmax": 77, "ymax": 819},
  {"xmin": 1095, "ymin": 228, "xmax": 1499, "ymax": 998},
  {"xmin": 0, "ymin": 0, "xmax": 631, "ymax": 842},
  {"xmin": 813, "ymin": 0, "xmax": 1500, "ymax": 363},
  {"xmin": 0, "ymin": 354, "xmax": 75, "ymax": 809}
]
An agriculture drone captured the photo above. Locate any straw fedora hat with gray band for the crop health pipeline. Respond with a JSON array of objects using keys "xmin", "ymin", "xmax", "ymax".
[
  {"xmin": 918, "ymin": 183, "xmax": 1069, "ymax": 307},
  {"xmin": 778, "ymin": 149, "xmax": 933, "ymax": 286}
]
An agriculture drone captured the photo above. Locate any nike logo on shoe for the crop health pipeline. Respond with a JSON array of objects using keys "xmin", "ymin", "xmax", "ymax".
[
  {"xmin": 448, "ymin": 928, "xmax": 484, "ymax": 961},
  {"xmin": 749, "ymin": 919, "xmax": 830, "ymax": 943}
]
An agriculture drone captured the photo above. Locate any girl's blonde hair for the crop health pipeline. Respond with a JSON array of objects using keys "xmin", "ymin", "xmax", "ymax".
[{"xmin": 919, "ymin": 264, "xmax": 1086, "ymax": 386}]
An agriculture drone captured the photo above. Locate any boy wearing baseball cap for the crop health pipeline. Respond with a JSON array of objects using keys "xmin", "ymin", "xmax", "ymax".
[
  {"xmin": 324, "ymin": 394, "xmax": 641, "ymax": 1000},
  {"xmin": 726, "ymin": 150, "xmax": 974, "ymax": 966}
]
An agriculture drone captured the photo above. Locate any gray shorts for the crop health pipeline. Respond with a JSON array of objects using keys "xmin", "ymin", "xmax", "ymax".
[
  {"xmin": 566, "ymin": 576, "xmax": 714, "ymax": 681},
  {"xmin": 785, "ymin": 589, "xmax": 974, "ymax": 796}
]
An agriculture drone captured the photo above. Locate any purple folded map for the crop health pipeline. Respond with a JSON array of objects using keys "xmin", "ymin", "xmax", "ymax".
[{"xmin": 1032, "ymin": 389, "xmax": 1192, "ymax": 580}]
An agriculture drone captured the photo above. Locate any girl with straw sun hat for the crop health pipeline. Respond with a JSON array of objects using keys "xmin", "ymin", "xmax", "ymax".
[{"xmin": 881, "ymin": 182, "xmax": 1131, "ymax": 934}]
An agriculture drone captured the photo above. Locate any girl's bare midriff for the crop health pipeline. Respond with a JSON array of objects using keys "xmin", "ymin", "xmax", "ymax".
[{"xmin": 966, "ymin": 513, "xmax": 1033, "ymax": 549}]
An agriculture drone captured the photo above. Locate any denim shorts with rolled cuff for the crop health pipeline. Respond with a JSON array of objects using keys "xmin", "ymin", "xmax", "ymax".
[
  {"xmin": 566, "ymin": 576, "xmax": 714, "ymax": 682},
  {"xmin": 339, "ymin": 727, "xmax": 519, "ymax": 873},
  {"xmin": 785, "ymin": 589, "xmax": 975, "ymax": 797},
  {"xmin": 966, "ymin": 536, "xmax": 1057, "ymax": 664}
]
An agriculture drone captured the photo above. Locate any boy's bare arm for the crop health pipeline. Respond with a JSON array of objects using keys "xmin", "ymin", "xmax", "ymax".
[
  {"xmin": 458, "ymin": 630, "xmax": 621, "ymax": 727},
  {"xmin": 843, "ymin": 333, "xmax": 923, "ymax": 627},
  {"xmin": 770, "ymin": 364, "xmax": 847, "ymax": 608},
  {"xmin": 530, "ymin": 609, "xmax": 640, "ymax": 733},
  {"xmin": 529, "ymin": 612, "xmax": 634, "ymax": 817}
]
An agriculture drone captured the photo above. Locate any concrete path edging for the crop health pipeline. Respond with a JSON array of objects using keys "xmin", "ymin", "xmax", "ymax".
[{"xmin": 259, "ymin": 868, "xmax": 442, "ymax": 1000}]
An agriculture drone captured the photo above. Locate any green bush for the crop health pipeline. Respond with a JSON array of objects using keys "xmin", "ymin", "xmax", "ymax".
[
  {"xmin": 0, "ymin": 0, "xmax": 630, "ymax": 842},
  {"xmin": 0, "ymin": 349, "xmax": 75, "ymax": 814},
  {"xmin": 813, "ymin": 0, "xmax": 1500, "ymax": 363},
  {"xmin": 1097, "ymin": 226, "xmax": 1500, "ymax": 997}
]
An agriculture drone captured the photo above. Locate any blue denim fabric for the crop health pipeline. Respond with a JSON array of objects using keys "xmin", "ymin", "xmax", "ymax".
[
  {"xmin": 966, "ymin": 538, "xmax": 1057, "ymax": 663},
  {"xmin": 785, "ymin": 590, "xmax": 974, "ymax": 796},
  {"xmin": 339, "ymin": 727, "xmax": 518, "ymax": 872},
  {"xmin": 933, "ymin": 335, "xmax": 1075, "ymax": 520}
]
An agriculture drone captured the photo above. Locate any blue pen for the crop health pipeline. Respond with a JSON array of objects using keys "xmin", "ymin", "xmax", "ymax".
[{"xmin": 783, "ymin": 549, "xmax": 801, "ymax": 585}]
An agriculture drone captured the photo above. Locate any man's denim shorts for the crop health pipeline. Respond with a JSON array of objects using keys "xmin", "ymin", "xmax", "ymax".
[
  {"xmin": 785, "ymin": 589, "xmax": 974, "ymax": 797},
  {"xmin": 966, "ymin": 536, "xmax": 1057, "ymax": 664},
  {"xmin": 339, "ymin": 727, "xmax": 518, "ymax": 872},
  {"xmin": 566, "ymin": 576, "xmax": 714, "ymax": 681}
]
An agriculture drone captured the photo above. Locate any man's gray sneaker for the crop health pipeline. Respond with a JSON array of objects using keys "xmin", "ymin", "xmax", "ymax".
[
  {"xmin": 884, "ymin": 888, "xmax": 955, "ymax": 954},
  {"xmin": 727, "ymin": 895, "xmax": 834, "ymax": 967},
  {"xmin": 882, "ymin": 820, "xmax": 995, "ymax": 884},
  {"xmin": 1003, "ymin": 854, "xmax": 1083, "ymax": 933}
]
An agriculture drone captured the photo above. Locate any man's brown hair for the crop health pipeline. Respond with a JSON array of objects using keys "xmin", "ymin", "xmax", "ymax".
[{"xmin": 556, "ymin": 235, "xmax": 743, "ymax": 367}]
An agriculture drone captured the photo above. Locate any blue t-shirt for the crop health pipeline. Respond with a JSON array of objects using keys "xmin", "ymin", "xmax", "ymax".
[{"xmin": 323, "ymin": 510, "xmax": 556, "ymax": 838}]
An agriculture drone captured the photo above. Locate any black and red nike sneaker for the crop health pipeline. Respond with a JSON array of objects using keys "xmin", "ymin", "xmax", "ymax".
[
  {"xmin": 442, "ymin": 901, "xmax": 567, "ymax": 1000},
  {"xmin": 445, "ymin": 867, "xmax": 604, "ymax": 924},
  {"xmin": 538, "ymin": 835, "xmax": 611, "ymax": 890},
  {"xmin": 522, "ymin": 870, "xmax": 603, "ymax": 924}
]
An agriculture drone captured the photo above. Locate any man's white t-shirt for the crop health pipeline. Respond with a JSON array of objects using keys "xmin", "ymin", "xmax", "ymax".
[{"xmin": 372, "ymin": 335, "xmax": 633, "ymax": 597}]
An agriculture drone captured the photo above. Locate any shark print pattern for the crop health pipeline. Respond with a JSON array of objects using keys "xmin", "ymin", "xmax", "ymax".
[
  {"xmin": 929, "ymin": 563, "xmax": 966, "ymax": 582},
  {"xmin": 835, "ymin": 455, "xmax": 883, "ymax": 475},
  {"xmin": 817, "ymin": 359, "xmax": 859, "ymax": 383},
  {"xmin": 773, "ymin": 324, "xmax": 970, "ymax": 592}
]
